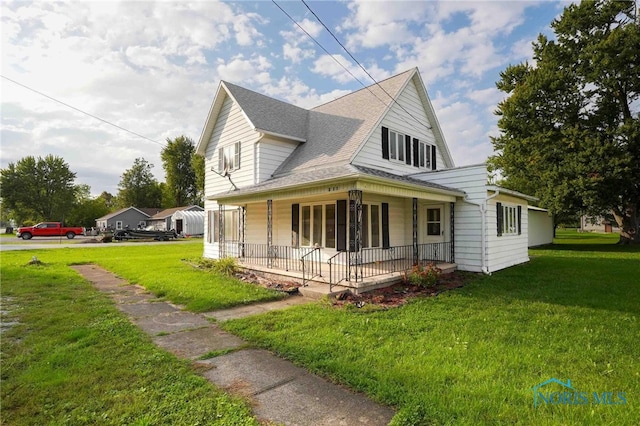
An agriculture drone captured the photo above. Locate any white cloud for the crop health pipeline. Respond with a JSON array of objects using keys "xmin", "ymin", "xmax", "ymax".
[{"xmin": 217, "ymin": 54, "xmax": 272, "ymax": 83}]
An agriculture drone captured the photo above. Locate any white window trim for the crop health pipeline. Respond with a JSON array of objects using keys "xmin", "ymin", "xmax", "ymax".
[
  {"xmin": 299, "ymin": 203, "xmax": 337, "ymax": 248},
  {"xmin": 388, "ymin": 130, "xmax": 406, "ymax": 165},
  {"xmin": 218, "ymin": 141, "xmax": 241, "ymax": 173},
  {"xmin": 115, "ymin": 221, "xmax": 123, "ymax": 230},
  {"xmin": 501, "ymin": 204, "xmax": 519, "ymax": 236}
]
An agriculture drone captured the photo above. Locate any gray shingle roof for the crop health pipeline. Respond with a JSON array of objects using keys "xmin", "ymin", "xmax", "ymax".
[
  {"xmin": 273, "ymin": 69, "xmax": 415, "ymax": 175},
  {"xmin": 223, "ymin": 81, "xmax": 308, "ymax": 141},
  {"xmin": 211, "ymin": 163, "xmax": 463, "ymax": 201}
]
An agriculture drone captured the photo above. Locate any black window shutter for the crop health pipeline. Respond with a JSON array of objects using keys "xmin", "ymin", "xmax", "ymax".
[
  {"xmin": 496, "ymin": 202, "xmax": 503, "ymax": 237},
  {"xmin": 381, "ymin": 127, "xmax": 389, "ymax": 160},
  {"xmin": 336, "ymin": 200, "xmax": 347, "ymax": 251},
  {"xmin": 431, "ymin": 145, "xmax": 437, "ymax": 170},
  {"xmin": 382, "ymin": 203, "xmax": 390, "ymax": 248},
  {"xmin": 413, "ymin": 138, "xmax": 419, "ymax": 167},
  {"xmin": 405, "ymin": 135, "xmax": 411, "ymax": 165},
  {"xmin": 517, "ymin": 205, "xmax": 522, "ymax": 235},
  {"xmin": 291, "ymin": 204, "xmax": 299, "ymax": 247}
]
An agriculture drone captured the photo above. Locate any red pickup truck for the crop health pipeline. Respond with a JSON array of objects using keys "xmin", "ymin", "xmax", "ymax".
[{"xmin": 16, "ymin": 222, "xmax": 85, "ymax": 240}]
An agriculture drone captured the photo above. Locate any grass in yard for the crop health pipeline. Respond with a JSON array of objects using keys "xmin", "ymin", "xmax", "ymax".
[
  {"xmin": 2, "ymin": 241, "xmax": 283, "ymax": 311},
  {"xmin": 0, "ymin": 253, "xmax": 258, "ymax": 425},
  {"xmin": 222, "ymin": 231, "xmax": 640, "ymax": 425}
]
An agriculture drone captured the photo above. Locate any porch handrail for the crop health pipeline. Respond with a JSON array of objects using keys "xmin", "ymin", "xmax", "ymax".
[
  {"xmin": 327, "ymin": 251, "xmax": 349, "ymax": 292},
  {"xmin": 301, "ymin": 247, "xmax": 322, "ymax": 286}
]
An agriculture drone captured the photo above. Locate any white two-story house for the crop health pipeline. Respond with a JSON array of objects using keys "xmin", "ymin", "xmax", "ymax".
[{"xmin": 196, "ymin": 68, "xmax": 536, "ymax": 293}]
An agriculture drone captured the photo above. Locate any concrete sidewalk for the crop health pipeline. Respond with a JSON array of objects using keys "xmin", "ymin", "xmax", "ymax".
[{"xmin": 72, "ymin": 264, "xmax": 394, "ymax": 425}]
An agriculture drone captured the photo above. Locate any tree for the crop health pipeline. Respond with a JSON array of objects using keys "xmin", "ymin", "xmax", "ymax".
[
  {"xmin": 0, "ymin": 155, "xmax": 77, "ymax": 224},
  {"xmin": 491, "ymin": 0, "xmax": 640, "ymax": 243},
  {"xmin": 192, "ymin": 153, "xmax": 205, "ymax": 206},
  {"xmin": 116, "ymin": 158, "xmax": 162, "ymax": 208},
  {"xmin": 161, "ymin": 136, "xmax": 200, "ymax": 207},
  {"xmin": 66, "ymin": 185, "xmax": 111, "ymax": 228}
]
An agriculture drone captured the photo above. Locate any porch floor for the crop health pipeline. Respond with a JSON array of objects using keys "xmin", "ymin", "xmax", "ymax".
[{"xmin": 237, "ymin": 261, "xmax": 457, "ymax": 296}]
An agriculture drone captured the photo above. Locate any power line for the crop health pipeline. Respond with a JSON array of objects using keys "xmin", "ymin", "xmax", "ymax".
[
  {"xmin": 271, "ymin": 0, "xmax": 397, "ymax": 112},
  {"xmin": 300, "ymin": 0, "xmax": 432, "ymax": 131},
  {"xmin": 1, "ymin": 74, "xmax": 164, "ymax": 146}
]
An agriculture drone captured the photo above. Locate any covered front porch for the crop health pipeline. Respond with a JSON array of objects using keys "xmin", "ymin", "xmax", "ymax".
[
  {"xmin": 206, "ymin": 169, "xmax": 464, "ymax": 293},
  {"xmin": 220, "ymin": 240, "xmax": 456, "ymax": 294}
]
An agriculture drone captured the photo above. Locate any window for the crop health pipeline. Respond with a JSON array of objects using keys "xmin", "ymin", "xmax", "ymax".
[
  {"xmin": 211, "ymin": 209, "xmax": 239, "ymax": 243},
  {"xmin": 417, "ymin": 140, "xmax": 436, "ymax": 170},
  {"xmin": 116, "ymin": 221, "xmax": 123, "ymax": 230},
  {"xmin": 218, "ymin": 142, "xmax": 241, "ymax": 173},
  {"xmin": 361, "ymin": 204, "xmax": 382, "ymax": 248},
  {"xmin": 382, "ymin": 127, "xmax": 436, "ymax": 170},
  {"xmin": 497, "ymin": 203, "xmax": 522, "ymax": 236},
  {"xmin": 388, "ymin": 131, "xmax": 405, "ymax": 162},
  {"xmin": 426, "ymin": 208, "xmax": 441, "ymax": 236},
  {"xmin": 296, "ymin": 203, "xmax": 337, "ymax": 247}
]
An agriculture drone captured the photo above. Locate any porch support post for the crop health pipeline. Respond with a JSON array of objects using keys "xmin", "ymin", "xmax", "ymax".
[
  {"xmin": 450, "ymin": 202, "xmax": 455, "ymax": 262},
  {"xmin": 218, "ymin": 204, "xmax": 225, "ymax": 257},
  {"xmin": 239, "ymin": 206, "xmax": 246, "ymax": 257},
  {"xmin": 348, "ymin": 190, "xmax": 362, "ymax": 281},
  {"xmin": 412, "ymin": 198, "xmax": 418, "ymax": 265},
  {"xmin": 267, "ymin": 199, "xmax": 273, "ymax": 268}
]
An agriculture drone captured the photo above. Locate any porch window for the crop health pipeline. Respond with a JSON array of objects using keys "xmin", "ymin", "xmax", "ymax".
[
  {"xmin": 297, "ymin": 203, "xmax": 337, "ymax": 247},
  {"xmin": 361, "ymin": 204, "xmax": 382, "ymax": 248},
  {"xmin": 211, "ymin": 209, "xmax": 239, "ymax": 242}
]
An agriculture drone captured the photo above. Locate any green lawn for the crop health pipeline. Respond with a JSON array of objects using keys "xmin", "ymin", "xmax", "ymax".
[
  {"xmin": 3, "ymin": 233, "xmax": 638, "ymax": 425},
  {"xmin": 221, "ymin": 231, "xmax": 640, "ymax": 425},
  {"xmin": 1, "ymin": 241, "xmax": 283, "ymax": 311},
  {"xmin": 0, "ymin": 247, "xmax": 259, "ymax": 425}
]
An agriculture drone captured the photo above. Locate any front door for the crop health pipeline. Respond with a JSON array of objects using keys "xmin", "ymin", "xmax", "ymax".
[{"xmin": 424, "ymin": 205, "xmax": 444, "ymax": 243}]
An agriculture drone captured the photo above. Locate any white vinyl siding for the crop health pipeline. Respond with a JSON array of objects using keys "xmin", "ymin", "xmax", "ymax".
[
  {"xmin": 256, "ymin": 138, "xmax": 298, "ymax": 184},
  {"xmin": 424, "ymin": 164, "xmax": 488, "ymax": 271},
  {"xmin": 353, "ymin": 78, "xmax": 445, "ymax": 174},
  {"xmin": 204, "ymin": 96, "xmax": 257, "ymax": 196},
  {"xmin": 486, "ymin": 196, "xmax": 529, "ymax": 272}
]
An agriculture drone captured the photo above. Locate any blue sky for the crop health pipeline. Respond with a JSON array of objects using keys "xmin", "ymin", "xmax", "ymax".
[{"xmin": 1, "ymin": 1, "xmax": 571, "ymax": 196}]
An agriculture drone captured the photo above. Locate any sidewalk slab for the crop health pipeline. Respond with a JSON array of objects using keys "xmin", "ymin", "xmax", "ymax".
[
  {"xmin": 74, "ymin": 264, "xmax": 395, "ymax": 425},
  {"xmin": 153, "ymin": 326, "xmax": 244, "ymax": 359},
  {"xmin": 133, "ymin": 311, "xmax": 211, "ymax": 335},
  {"xmin": 203, "ymin": 348, "xmax": 393, "ymax": 425}
]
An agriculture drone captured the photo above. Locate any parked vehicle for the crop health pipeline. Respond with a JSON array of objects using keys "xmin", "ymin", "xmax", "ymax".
[
  {"xmin": 112, "ymin": 227, "xmax": 177, "ymax": 241},
  {"xmin": 16, "ymin": 222, "xmax": 85, "ymax": 240}
]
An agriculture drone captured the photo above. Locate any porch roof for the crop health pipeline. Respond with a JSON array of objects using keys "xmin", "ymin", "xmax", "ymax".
[{"xmin": 208, "ymin": 164, "xmax": 465, "ymax": 203}]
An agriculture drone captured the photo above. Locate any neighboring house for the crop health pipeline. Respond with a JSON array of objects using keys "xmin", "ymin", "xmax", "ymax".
[
  {"xmin": 95, "ymin": 207, "xmax": 155, "ymax": 230},
  {"xmin": 528, "ymin": 206, "xmax": 554, "ymax": 247},
  {"xmin": 147, "ymin": 205, "xmax": 204, "ymax": 231},
  {"xmin": 196, "ymin": 67, "xmax": 537, "ymax": 292},
  {"xmin": 580, "ymin": 215, "xmax": 619, "ymax": 233}
]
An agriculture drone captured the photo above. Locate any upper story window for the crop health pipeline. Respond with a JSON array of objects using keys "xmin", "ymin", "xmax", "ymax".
[
  {"xmin": 388, "ymin": 131, "xmax": 405, "ymax": 163},
  {"xmin": 218, "ymin": 142, "xmax": 241, "ymax": 173},
  {"xmin": 382, "ymin": 126, "xmax": 436, "ymax": 170}
]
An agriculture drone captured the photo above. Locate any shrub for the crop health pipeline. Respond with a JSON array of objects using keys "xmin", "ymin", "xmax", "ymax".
[
  {"xmin": 190, "ymin": 256, "xmax": 239, "ymax": 276},
  {"xmin": 404, "ymin": 263, "xmax": 441, "ymax": 288}
]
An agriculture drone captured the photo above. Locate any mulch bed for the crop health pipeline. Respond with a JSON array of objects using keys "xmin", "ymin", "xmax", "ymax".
[{"xmin": 332, "ymin": 272, "xmax": 469, "ymax": 309}]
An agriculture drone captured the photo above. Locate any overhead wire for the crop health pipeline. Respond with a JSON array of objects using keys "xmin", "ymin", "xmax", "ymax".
[
  {"xmin": 271, "ymin": 0, "xmax": 403, "ymax": 115},
  {"xmin": 1, "ymin": 74, "xmax": 164, "ymax": 147},
  {"xmin": 299, "ymin": 0, "xmax": 433, "ymax": 131}
]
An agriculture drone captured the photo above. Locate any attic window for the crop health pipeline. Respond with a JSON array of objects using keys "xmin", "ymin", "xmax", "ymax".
[
  {"xmin": 382, "ymin": 127, "xmax": 436, "ymax": 170},
  {"xmin": 218, "ymin": 142, "xmax": 241, "ymax": 173}
]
